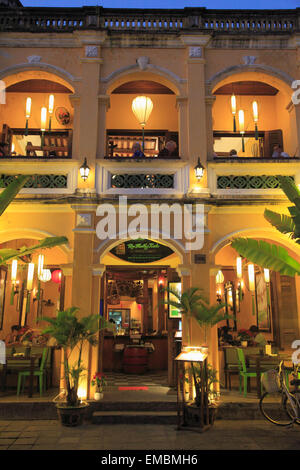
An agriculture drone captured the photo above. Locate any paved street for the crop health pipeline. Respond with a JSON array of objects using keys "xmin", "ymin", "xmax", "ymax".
[{"xmin": 0, "ymin": 419, "xmax": 299, "ymax": 450}]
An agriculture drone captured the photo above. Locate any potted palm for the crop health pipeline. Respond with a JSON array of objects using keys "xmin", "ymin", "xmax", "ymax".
[{"xmin": 41, "ymin": 306, "xmax": 111, "ymax": 426}]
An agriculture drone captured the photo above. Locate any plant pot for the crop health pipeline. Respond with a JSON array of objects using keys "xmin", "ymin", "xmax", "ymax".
[
  {"xmin": 56, "ymin": 402, "xmax": 89, "ymax": 427},
  {"xmin": 94, "ymin": 391, "xmax": 103, "ymax": 401},
  {"xmin": 241, "ymin": 341, "xmax": 248, "ymax": 347}
]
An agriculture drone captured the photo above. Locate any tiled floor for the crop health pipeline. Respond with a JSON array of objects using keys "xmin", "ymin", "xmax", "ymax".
[{"xmin": 105, "ymin": 371, "xmax": 169, "ymax": 388}]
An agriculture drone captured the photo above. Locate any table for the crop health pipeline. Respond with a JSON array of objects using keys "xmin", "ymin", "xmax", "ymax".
[
  {"xmin": 1, "ymin": 354, "xmax": 42, "ymax": 398},
  {"xmin": 245, "ymin": 353, "xmax": 291, "ymax": 398}
]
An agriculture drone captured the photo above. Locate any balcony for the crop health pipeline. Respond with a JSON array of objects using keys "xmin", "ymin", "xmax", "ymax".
[
  {"xmin": 0, "ymin": 7, "xmax": 298, "ymax": 34},
  {"xmin": 208, "ymin": 158, "xmax": 300, "ymax": 198}
]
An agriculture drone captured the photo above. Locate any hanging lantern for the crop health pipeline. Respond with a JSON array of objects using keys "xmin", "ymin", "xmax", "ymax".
[
  {"xmin": 27, "ymin": 263, "xmax": 34, "ymax": 291},
  {"xmin": 264, "ymin": 268, "xmax": 270, "ymax": 284},
  {"xmin": 132, "ymin": 96, "xmax": 153, "ymax": 150},
  {"xmin": 39, "ymin": 269, "xmax": 52, "ymax": 283},
  {"xmin": 51, "ymin": 269, "xmax": 62, "ymax": 284},
  {"xmin": 231, "ymin": 94, "xmax": 236, "ymax": 132},
  {"xmin": 248, "ymin": 264, "xmax": 256, "ymax": 316},
  {"xmin": 236, "ymin": 257, "xmax": 242, "ymax": 279},
  {"xmin": 41, "ymin": 107, "xmax": 47, "ymax": 147},
  {"xmin": 10, "ymin": 259, "xmax": 18, "ymax": 305},
  {"xmin": 37, "ymin": 254, "xmax": 44, "ymax": 277}
]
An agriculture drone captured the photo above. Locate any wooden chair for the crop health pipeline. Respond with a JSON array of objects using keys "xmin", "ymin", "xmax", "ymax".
[
  {"xmin": 17, "ymin": 347, "xmax": 48, "ymax": 397},
  {"xmin": 223, "ymin": 347, "xmax": 240, "ymax": 390}
]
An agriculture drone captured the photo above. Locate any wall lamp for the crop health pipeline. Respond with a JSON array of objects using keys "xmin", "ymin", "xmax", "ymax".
[
  {"xmin": 80, "ymin": 158, "xmax": 90, "ymax": 182},
  {"xmin": 194, "ymin": 158, "xmax": 204, "ymax": 181}
]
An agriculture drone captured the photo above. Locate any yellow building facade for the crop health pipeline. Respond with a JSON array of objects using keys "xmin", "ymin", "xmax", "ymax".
[{"xmin": 1, "ymin": 1, "xmax": 300, "ymax": 397}]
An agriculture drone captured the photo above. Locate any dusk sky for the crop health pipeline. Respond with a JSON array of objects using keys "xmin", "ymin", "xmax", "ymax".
[{"xmin": 22, "ymin": 0, "xmax": 300, "ymax": 10}]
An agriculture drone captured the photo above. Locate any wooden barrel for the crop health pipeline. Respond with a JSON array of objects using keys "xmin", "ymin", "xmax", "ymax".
[{"xmin": 123, "ymin": 347, "xmax": 148, "ymax": 374}]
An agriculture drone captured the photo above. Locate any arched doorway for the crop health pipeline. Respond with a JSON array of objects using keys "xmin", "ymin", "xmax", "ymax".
[{"xmin": 98, "ymin": 236, "xmax": 184, "ymax": 387}]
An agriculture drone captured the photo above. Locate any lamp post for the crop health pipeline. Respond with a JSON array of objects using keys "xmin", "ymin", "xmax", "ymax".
[{"xmin": 132, "ymin": 96, "xmax": 153, "ymax": 151}]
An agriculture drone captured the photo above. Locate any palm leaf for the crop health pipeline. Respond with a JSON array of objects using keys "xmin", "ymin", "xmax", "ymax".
[
  {"xmin": 277, "ymin": 176, "xmax": 300, "ymax": 206},
  {"xmin": 231, "ymin": 238, "xmax": 300, "ymax": 276},
  {"xmin": 264, "ymin": 209, "xmax": 296, "ymax": 237},
  {"xmin": 0, "ymin": 236, "xmax": 68, "ymax": 265},
  {"xmin": 0, "ymin": 175, "xmax": 30, "ymax": 216}
]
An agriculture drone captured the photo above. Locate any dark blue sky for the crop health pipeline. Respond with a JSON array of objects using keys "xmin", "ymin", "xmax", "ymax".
[{"xmin": 22, "ymin": 0, "xmax": 300, "ymax": 10}]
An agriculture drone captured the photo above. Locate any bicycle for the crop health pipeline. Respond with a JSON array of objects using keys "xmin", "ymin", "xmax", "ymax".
[{"xmin": 259, "ymin": 361, "xmax": 300, "ymax": 426}]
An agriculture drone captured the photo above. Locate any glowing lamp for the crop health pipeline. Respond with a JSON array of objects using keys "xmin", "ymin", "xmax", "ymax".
[
  {"xmin": 51, "ymin": 269, "xmax": 62, "ymax": 284},
  {"xmin": 48, "ymin": 95, "xmax": 54, "ymax": 131},
  {"xmin": 238, "ymin": 109, "xmax": 245, "ymax": 152},
  {"xmin": 11, "ymin": 259, "xmax": 18, "ymax": 282},
  {"xmin": 252, "ymin": 100, "xmax": 259, "ymax": 140},
  {"xmin": 215, "ymin": 270, "xmax": 224, "ymax": 285},
  {"xmin": 231, "ymin": 94, "xmax": 237, "ymax": 131},
  {"xmin": 194, "ymin": 158, "xmax": 205, "ymax": 181},
  {"xmin": 80, "ymin": 158, "xmax": 90, "ymax": 182},
  {"xmin": 131, "ymin": 95, "xmax": 153, "ymax": 150},
  {"xmin": 236, "ymin": 257, "xmax": 242, "ymax": 279},
  {"xmin": 248, "ymin": 264, "xmax": 255, "ymax": 292},
  {"xmin": 25, "ymin": 97, "xmax": 31, "ymax": 135},
  {"xmin": 37, "ymin": 254, "xmax": 44, "ymax": 277},
  {"xmin": 27, "ymin": 263, "xmax": 34, "ymax": 291},
  {"xmin": 264, "ymin": 268, "xmax": 270, "ymax": 284},
  {"xmin": 39, "ymin": 269, "xmax": 51, "ymax": 283},
  {"xmin": 41, "ymin": 107, "xmax": 47, "ymax": 147}
]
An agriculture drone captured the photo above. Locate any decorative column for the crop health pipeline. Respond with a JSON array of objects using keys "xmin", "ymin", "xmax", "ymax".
[
  {"xmin": 68, "ymin": 95, "xmax": 81, "ymax": 161},
  {"xmin": 205, "ymin": 91, "xmax": 216, "ymax": 161},
  {"xmin": 176, "ymin": 95, "xmax": 188, "ymax": 159},
  {"xmin": 71, "ymin": 207, "xmax": 96, "ymax": 400},
  {"xmin": 176, "ymin": 264, "xmax": 191, "ymax": 346},
  {"xmin": 287, "ymin": 100, "xmax": 300, "ymax": 158},
  {"xmin": 97, "ymin": 95, "xmax": 110, "ymax": 158}
]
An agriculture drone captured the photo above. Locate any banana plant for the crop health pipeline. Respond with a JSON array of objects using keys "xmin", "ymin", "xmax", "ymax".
[
  {"xmin": 0, "ymin": 175, "xmax": 68, "ymax": 264},
  {"xmin": 231, "ymin": 176, "xmax": 300, "ymax": 276}
]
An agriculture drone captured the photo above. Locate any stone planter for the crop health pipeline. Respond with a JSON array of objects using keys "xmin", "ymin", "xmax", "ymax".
[{"xmin": 56, "ymin": 402, "xmax": 89, "ymax": 427}]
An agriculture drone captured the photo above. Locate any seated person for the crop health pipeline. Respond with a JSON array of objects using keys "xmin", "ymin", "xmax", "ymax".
[
  {"xmin": 272, "ymin": 145, "xmax": 290, "ymax": 158},
  {"xmin": 25, "ymin": 142, "xmax": 37, "ymax": 157},
  {"xmin": 158, "ymin": 140, "xmax": 179, "ymax": 158},
  {"xmin": 5, "ymin": 325, "xmax": 22, "ymax": 345},
  {"xmin": 131, "ymin": 142, "xmax": 145, "ymax": 158},
  {"xmin": 0, "ymin": 142, "xmax": 9, "ymax": 157},
  {"xmin": 218, "ymin": 326, "xmax": 234, "ymax": 346},
  {"xmin": 229, "ymin": 149, "xmax": 238, "ymax": 156},
  {"xmin": 249, "ymin": 325, "xmax": 267, "ymax": 347}
]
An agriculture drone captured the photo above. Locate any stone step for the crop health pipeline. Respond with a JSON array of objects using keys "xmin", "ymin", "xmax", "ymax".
[{"xmin": 92, "ymin": 410, "xmax": 178, "ymax": 425}]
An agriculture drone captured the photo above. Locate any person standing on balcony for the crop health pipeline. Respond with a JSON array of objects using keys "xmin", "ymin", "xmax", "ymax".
[
  {"xmin": 131, "ymin": 142, "xmax": 145, "ymax": 158},
  {"xmin": 158, "ymin": 140, "xmax": 179, "ymax": 158},
  {"xmin": 0, "ymin": 142, "xmax": 9, "ymax": 157}
]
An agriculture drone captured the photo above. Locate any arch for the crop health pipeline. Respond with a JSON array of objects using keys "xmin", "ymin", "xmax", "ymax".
[
  {"xmin": 0, "ymin": 227, "xmax": 72, "ymax": 258},
  {"xmin": 96, "ymin": 231, "xmax": 185, "ymax": 265},
  {"xmin": 208, "ymin": 64, "xmax": 294, "ymax": 98},
  {"xmin": 0, "ymin": 63, "xmax": 77, "ymax": 94},
  {"xmin": 103, "ymin": 68, "xmax": 184, "ymax": 96},
  {"xmin": 210, "ymin": 227, "xmax": 300, "ymax": 260}
]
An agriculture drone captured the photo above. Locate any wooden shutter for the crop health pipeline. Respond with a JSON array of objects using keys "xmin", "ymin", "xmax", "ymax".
[{"xmin": 263, "ymin": 129, "xmax": 283, "ymax": 158}]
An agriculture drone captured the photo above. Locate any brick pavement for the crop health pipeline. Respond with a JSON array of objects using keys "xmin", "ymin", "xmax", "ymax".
[{"xmin": 0, "ymin": 419, "xmax": 299, "ymax": 450}]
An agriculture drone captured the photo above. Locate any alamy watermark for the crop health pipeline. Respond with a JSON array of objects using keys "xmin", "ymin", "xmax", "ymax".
[
  {"xmin": 292, "ymin": 81, "xmax": 300, "ymax": 105},
  {"xmin": 0, "ymin": 80, "xmax": 6, "ymax": 105},
  {"xmin": 95, "ymin": 196, "xmax": 205, "ymax": 251}
]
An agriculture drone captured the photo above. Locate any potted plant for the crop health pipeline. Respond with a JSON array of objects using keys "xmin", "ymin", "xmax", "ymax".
[
  {"xmin": 41, "ymin": 306, "xmax": 111, "ymax": 426},
  {"xmin": 237, "ymin": 329, "xmax": 251, "ymax": 347},
  {"xmin": 91, "ymin": 372, "xmax": 107, "ymax": 400}
]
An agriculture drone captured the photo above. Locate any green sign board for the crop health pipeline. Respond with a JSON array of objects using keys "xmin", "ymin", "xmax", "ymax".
[
  {"xmin": 110, "ymin": 239, "xmax": 174, "ymax": 264},
  {"xmin": 168, "ymin": 282, "xmax": 182, "ymax": 319}
]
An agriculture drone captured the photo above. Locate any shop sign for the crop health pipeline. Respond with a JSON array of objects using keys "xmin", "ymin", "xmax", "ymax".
[{"xmin": 110, "ymin": 239, "xmax": 173, "ymax": 263}]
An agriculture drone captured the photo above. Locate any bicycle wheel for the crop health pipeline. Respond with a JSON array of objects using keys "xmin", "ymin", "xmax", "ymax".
[
  {"xmin": 283, "ymin": 392, "xmax": 300, "ymax": 425},
  {"xmin": 259, "ymin": 392, "xmax": 295, "ymax": 426}
]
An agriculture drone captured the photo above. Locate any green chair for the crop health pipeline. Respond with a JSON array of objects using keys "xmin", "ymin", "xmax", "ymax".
[
  {"xmin": 236, "ymin": 347, "xmax": 265, "ymax": 397},
  {"xmin": 17, "ymin": 347, "xmax": 48, "ymax": 397}
]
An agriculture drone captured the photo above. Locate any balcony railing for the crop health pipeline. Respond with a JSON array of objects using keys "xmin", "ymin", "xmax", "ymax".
[{"xmin": 0, "ymin": 7, "xmax": 298, "ymax": 34}]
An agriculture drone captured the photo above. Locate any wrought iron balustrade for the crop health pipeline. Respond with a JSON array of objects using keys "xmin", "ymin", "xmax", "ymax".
[
  {"xmin": 217, "ymin": 174, "xmax": 294, "ymax": 190},
  {"xmin": 0, "ymin": 174, "xmax": 68, "ymax": 189},
  {"xmin": 111, "ymin": 173, "xmax": 174, "ymax": 189}
]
